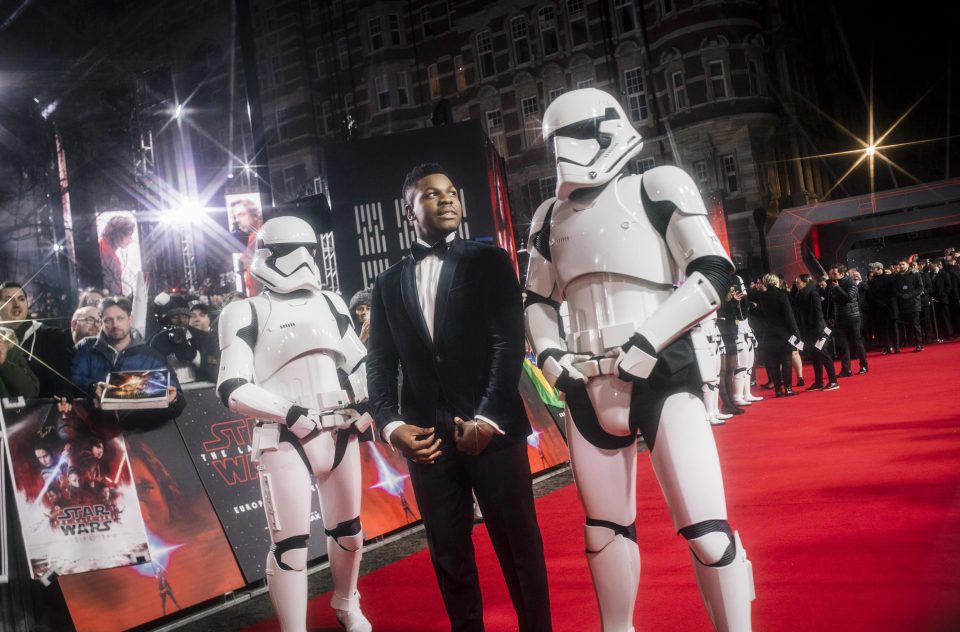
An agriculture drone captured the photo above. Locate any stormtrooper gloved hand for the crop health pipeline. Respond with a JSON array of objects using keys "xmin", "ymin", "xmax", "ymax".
[
  {"xmin": 538, "ymin": 348, "xmax": 592, "ymax": 392},
  {"xmin": 284, "ymin": 405, "xmax": 321, "ymax": 439},
  {"xmin": 612, "ymin": 333, "xmax": 659, "ymax": 382}
]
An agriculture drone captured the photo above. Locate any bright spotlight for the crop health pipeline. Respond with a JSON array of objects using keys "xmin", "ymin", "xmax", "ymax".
[
  {"xmin": 174, "ymin": 103, "xmax": 184, "ymax": 120},
  {"xmin": 865, "ymin": 145, "xmax": 876, "ymax": 157}
]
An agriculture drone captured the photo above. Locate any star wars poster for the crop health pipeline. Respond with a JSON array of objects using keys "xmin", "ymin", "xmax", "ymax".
[
  {"xmin": 0, "ymin": 400, "xmax": 150, "ymax": 580},
  {"xmin": 58, "ymin": 414, "xmax": 245, "ymax": 632},
  {"xmin": 175, "ymin": 388, "xmax": 329, "ymax": 583}
]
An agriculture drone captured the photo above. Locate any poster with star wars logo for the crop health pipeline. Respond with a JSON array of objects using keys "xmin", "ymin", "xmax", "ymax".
[
  {"xmin": 58, "ymin": 407, "xmax": 245, "ymax": 632},
  {"xmin": 175, "ymin": 387, "xmax": 329, "ymax": 583},
  {"xmin": 0, "ymin": 400, "xmax": 150, "ymax": 579}
]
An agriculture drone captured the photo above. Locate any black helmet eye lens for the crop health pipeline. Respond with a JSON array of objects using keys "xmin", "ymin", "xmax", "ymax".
[{"xmin": 555, "ymin": 117, "xmax": 603, "ymax": 141}]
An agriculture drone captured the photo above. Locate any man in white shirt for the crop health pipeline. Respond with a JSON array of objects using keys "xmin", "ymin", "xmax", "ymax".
[{"xmin": 367, "ymin": 163, "xmax": 551, "ymax": 632}]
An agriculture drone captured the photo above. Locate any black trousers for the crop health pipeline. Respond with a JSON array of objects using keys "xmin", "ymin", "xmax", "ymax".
[
  {"xmin": 934, "ymin": 303, "xmax": 954, "ymax": 339},
  {"xmin": 834, "ymin": 319, "xmax": 867, "ymax": 372},
  {"xmin": 763, "ymin": 342, "xmax": 793, "ymax": 390},
  {"xmin": 804, "ymin": 336, "xmax": 837, "ymax": 384},
  {"xmin": 900, "ymin": 310, "xmax": 922, "ymax": 347},
  {"xmin": 408, "ymin": 434, "xmax": 551, "ymax": 632},
  {"xmin": 874, "ymin": 311, "xmax": 899, "ymax": 351}
]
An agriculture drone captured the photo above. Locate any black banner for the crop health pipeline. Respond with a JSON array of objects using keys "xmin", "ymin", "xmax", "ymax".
[{"xmin": 175, "ymin": 388, "xmax": 328, "ymax": 583}]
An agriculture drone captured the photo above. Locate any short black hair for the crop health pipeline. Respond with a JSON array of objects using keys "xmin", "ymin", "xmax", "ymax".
[
  {"xmin": 189, "ymin": 301, "xmax": 209, "ymax": 315},
  {"xmin": 830, "ymin": 263, "xmax": 847, "ymax": 274},
  {"xmin": 0, "ymin": 281, "xmax": 24, "ymax": 293},
  {"xmin": 98, "ymin": 296, "xmax": 133, "ymax": 317},
  {"xmin": 401, "ymin": 163, "xmax": 449, "ymax": 208},
  {"xmin": 798, "ymin": 273, "xmax": 813, "ymax": 284}
]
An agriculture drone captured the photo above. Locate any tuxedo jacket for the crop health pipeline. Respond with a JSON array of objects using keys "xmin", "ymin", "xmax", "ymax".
[{"xmin": 367, "ymin": 237, "xmax": 530, "ymax": 442}]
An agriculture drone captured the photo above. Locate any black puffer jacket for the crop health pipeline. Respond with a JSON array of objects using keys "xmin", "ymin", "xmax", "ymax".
[
  {"xmin": 828, "ymin": 276, "xmax": 861, "ymax": 325},
  {"xmin": 895, "ymin": 271, "xmax": 922, "ymax": 314}
]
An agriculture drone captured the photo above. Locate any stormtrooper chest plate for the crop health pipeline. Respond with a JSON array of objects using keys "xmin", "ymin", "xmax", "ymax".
[
  {"xmin": 253, "ymin": 295, "xmax": 344, "ymax": 381},
  {"xmin": 549, "ymin": 176, "xmax": 675, "ymax": 294}
]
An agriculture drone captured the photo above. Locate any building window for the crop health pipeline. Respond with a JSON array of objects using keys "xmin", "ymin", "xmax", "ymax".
[
  {"xmin": 476, "ymin": 31, "xmax": 495, "ymax": 79},
  {"xmin": 455, "ymin": 55, "xmax": 467, "ymax": 91},
  {"xmin": 375, "ymin": 74, "xmax": 390, "ymax": 110},
  {"xmin": 693, "ymin": 160, "xmax": 708, "ymax": 184},
  {"xmin": 315, "ymin": 47, "xmax": 325, "ymax": 79},
  {"xmin": 709, "ymin": 60, "xmax": 727, "ymax": 99},
  {"xmin": 615, "ymin": 0, "xmax": 636, "ymax": 33},
  {"xmin": 368, "ymin": 17, "xmax": 383, "ymax": 50},
  {"xmin": 420, "ymin": 8, "xmax": 432, "ymax": 38},
  {"xmin": 635, "ymin": 156, "xmax": 656, "ymax": 174},
  {"xmin": 671, "ymin": 71, "xmax": 687, "ymax": 110},
  {"xmin": 270, "ymin": 54, "xmax": 282, "ymax": 86},
  {"xmin": 321, "ymin": 101, "xmax": 335, "ymax": 135},
  {"xmin": 660, "ymin": 0, "xmax": 675, "ymax": 16},
  {"xmin": 539, "ymin": 7, "xmax": 559, "ymax": 57},
  {"xmin": 538, "ymin": 176, "xmax": 557, "ymax": 203},
  {"xmin": 337, "ymin": 38, "xmax": 348, "ymax": 71},
  {"xmin": 283, "ymin": 166, "xmax": 298, "ymax": 197},
  {"xmin": 576, "ymin": 78, "xmax": 594, "ymax": 89},
  {"xmin": 511, "ymin": 17, "xmax": 531, "ymax": 66},
  {"xmin": 397, "ymin": 71, "xmax": 409, "ymax": 106},
  {"xmin": 748, "ymin": 59, "xmax": 761, "ymax": 96},
  {"xmin": 389, "ymin": 14, "xmax": 401, "ymax": 46},
  {"xmin": 275, "ymin": 107, "xmax": 289, "ymax": 140},
  {"xmin": 624, "ymin": 67, "xmax": 648, "ymax": 121},
  {"xmin": 722, "ymin": 154, "xmax": 739, "ymax": 193},
  {"xmin": 344, "ymin": 92, "xmax": 354, "ymax": 113},
  {"xmin": 428, "ymin": 64, "xmax": 440, "ymax": 98},
  {"xmin": 486, "ymin": 108, "xmax": 503, "ymax": 135},
  {"xmin": 331, "ymin": 0, "xmax": 342, "ymax": 17},
  {"xmin": 521, "ymin": 95, "xmax": 540, "ymax": 147},
  {"xmin": 447, "ymin": 0, "xmax": 456, "ymax": 28},
  {"xmin": 567, "ymin": 0, "xmax": 588, "ymax": 47},
  {"xmin": 548, "ymin": 87, "xmax": 565, "ymax": 104}
]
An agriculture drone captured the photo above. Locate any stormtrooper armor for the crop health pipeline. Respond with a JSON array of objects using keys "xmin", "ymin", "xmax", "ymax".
[
  {"xmin": 732, "ymin": 276, "xmax": 763, "ymax": 406},
  {"xmin": 217, "ymin": 216, "xmax": 372, "ymax": 632},
  {"xmin": 525, "ymin": 89, "xmax": 754, "ymax": 631},
  {"xmin": 692, "ymin": 312, "xmax": 728, "ymax": 425}
]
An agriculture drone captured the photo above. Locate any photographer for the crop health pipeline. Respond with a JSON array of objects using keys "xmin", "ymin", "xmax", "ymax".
[{"xmin": 148, "ymin": 294, "xmax": 209, "ymax": 385}]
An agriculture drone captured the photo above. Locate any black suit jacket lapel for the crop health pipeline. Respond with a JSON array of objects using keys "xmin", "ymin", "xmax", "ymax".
[
  {"xmin": 433, "ymin": 237, "xmax": 464, "ymax": 341},
  {"xmin": 400, "ymin": 255, "xmax": 434, "ymax": 350}
]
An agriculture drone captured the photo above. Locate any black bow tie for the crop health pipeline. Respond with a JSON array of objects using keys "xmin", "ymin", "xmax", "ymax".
[{"xmin": 411, "ymin": 239, "xmax": 450, "ymax": 262}]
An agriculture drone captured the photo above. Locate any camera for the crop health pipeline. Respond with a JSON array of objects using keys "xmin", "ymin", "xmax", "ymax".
[{"xmin": 166, "ymin": 327, "xmax": 188, "ymax": 346}]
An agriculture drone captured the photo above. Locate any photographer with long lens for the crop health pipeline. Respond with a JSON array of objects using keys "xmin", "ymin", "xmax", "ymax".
[{"xmin": 148, "ymin": 293, "xmax": 209, "ymax": 385}]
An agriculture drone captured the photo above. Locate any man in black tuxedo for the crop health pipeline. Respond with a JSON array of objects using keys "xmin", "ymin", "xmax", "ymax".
[{"xmin": 367, "ymin": 163, "xmax": 551, "ymax": 632}]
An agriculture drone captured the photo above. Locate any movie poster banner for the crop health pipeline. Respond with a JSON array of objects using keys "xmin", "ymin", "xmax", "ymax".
[
  {"xmin": 519, "ymin": 360, "xmax": 570, "ymax": 474},
  {"xmin": 59, "ymin": 412, "xmax": 245, "ymax": 632},
  {"xmin": 0, "ymin": 400, "xmax": 150, "ymax": 580},
  {"xmin": 176, "ymin": 388, "xmax": 329, "ymax": 583}
]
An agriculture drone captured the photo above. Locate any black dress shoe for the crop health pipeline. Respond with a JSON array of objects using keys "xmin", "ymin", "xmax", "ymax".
[
  {"xmin": 721, "ymin": 406, "xmax": 746, "ymax": 415},
  {"xmin": 806, "ymin": 383, "xmax": 825, "ymax": 391},
  {"xmin": 784, "ymin": 388, "xmax": 797, "ymax": 396},
  {"xmin": 823, "ymin": 382, "xmax": 840, "ymax": 391},
  {"xmin": 796, "ymin": 378, "xmax": 805, "ymax": 387},
  {"xmin": 837, "ymin": 370, "xmax": 853, "ymax": 378},
  {"xmin": 881, "ymin": 348, "xmax": 891, "ymax": 355},
  {"xmin": 856, "ymin": 367, "xmax": 868, "ymax": 375},
  {"xmin": 775, "ymin": 389, "xmax": 785, "ymax": 398},
  {"xmin": 914, "ymin": 345, "xmax": 923, "ymax": 352}
]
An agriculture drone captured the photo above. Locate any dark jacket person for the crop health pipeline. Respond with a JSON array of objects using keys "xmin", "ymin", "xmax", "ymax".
[{"xmin": 367, "ymin": 163, "xmax": 551, "ymax": 632}]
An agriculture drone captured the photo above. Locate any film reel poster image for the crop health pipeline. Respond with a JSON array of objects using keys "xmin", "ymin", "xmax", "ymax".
[
  {"xmin": 58, "ymin": 416, "xmax": 245, "ymax": 632},
  {"xmin": 0, "ymin": 400, "xmax": 150, "ymax": 579}
]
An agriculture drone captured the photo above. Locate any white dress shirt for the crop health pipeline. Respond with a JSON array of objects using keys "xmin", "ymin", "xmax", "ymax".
[{"xmin": 383, "ymin": 232, "xmax": 504, "ymax": 445}]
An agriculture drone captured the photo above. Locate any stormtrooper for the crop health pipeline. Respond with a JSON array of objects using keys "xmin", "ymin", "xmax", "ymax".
[
  {"xmin": 217, "ymin": 216, "xmax": 373, "ymax": 632},
  {"xmin": 524, "ymin": 88, "xmax": 755, "ymax": 631},
  {"xmin": 732, "ymin": 275, "xmax": 763, "ymax": 406},
  {"xmin": 691, "ymin": 311, "xmax": 729, "ymax": 425}
]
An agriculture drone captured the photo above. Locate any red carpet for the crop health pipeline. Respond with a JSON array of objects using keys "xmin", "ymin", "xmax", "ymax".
[{"xmin": 244, "ymin": 342, "xmax": 960, "ymax": 631}]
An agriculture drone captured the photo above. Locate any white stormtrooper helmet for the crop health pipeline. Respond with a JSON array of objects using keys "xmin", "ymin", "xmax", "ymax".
[
  {"xmin": 249, "ymin": 216, "xmax": 322, "ymax": 293},
  {"xmin": 542, "ymin": 88, "xmax": 643, "ymax": 200}
]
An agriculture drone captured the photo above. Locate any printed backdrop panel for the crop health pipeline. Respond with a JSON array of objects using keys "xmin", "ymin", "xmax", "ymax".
[{"xmin": 1, "ymin": 400, "xmax": 149, "ymax": 579}]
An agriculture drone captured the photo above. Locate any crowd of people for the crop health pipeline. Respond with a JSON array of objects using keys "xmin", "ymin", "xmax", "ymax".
[
  {"xmin": 710, "ymin": 250, "xmax": 960, "ymax": 418},
  {"xmin": 0, "ymin": 279, "xmax": 374, "ymax": 405}
]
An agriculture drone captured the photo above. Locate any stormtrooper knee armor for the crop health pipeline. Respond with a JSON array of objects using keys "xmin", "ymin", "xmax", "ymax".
[{"xmin": 525, "ymin": 88, "xmax": 755, "ymax": 631}]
